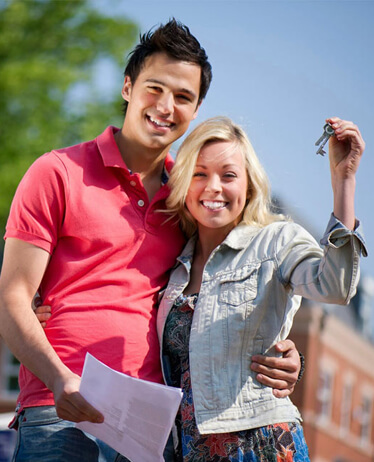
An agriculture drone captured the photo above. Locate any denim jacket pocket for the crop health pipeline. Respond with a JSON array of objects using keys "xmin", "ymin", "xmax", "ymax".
[{"xmin": 219, "ymin": 265, "xmax": 259, "ymax": 306}]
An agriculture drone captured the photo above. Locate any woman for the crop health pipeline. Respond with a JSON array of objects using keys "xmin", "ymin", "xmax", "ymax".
[{"xmin": 157, "ymin": 116, "xmax": 366, "ymax": 461}]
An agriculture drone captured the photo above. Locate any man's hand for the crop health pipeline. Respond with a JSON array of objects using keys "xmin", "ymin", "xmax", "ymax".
[
  {"xmin": 52, "ymin": 372, "xmax": 104, "ymax": 424},
  {"xmin": 251, "ymin": 339, "xmax": 301, "ymax": 398},
  {"xmin": 33, "ymin": 303, "xmax": 103, "ymax": 423}
]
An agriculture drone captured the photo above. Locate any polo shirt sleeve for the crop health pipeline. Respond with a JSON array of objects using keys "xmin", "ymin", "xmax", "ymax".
[{"xmin": 5, "ymin": 152, "xmax": 68, "ymax": 254}]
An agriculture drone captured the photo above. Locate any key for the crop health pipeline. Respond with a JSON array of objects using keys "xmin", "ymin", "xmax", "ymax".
[{"xmin": 315, "ymin": 123, "xmax": 335, "ymax": 156}]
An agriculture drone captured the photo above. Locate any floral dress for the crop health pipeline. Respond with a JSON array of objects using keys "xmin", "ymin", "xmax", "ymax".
[{"xmin": 162, "ymin": 294, "xmax": 310, "ymax": 462}]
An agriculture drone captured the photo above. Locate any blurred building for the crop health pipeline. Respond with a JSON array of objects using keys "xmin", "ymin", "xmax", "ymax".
[
  {"xmin": 0, "ymin": 343, "xmax": 17, "ymax": 461},
  {"xmin": 290, "ymin": 283, "xmax": 374, "ymax": 462},
  {"xmin": 282, "ymin": 196, "xmax": 374, "ymax": 462},
  {"xmin": 0, "ymin": 344, "xmax": 19, "ymax": 415}
]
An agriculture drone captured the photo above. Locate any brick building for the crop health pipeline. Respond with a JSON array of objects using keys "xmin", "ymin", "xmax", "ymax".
[{"xmin": 290, "ymin": 292, "xmax": 374, "ymax": 461}]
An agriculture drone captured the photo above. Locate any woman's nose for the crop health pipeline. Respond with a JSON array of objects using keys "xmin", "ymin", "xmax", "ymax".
[{"xmin": 205, "ymin": 175, "xmax": 222, "ymax": 193}]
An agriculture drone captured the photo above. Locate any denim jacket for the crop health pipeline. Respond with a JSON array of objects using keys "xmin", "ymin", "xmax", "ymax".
[{"xmin": 157, "ymin": 215, "xmax": 367, "ymax": 434}]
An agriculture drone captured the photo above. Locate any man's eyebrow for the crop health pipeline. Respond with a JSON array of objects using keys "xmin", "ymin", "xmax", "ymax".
[{"xmin": 145, "ymin": 79, "xmax": 197, "ymax": 100}]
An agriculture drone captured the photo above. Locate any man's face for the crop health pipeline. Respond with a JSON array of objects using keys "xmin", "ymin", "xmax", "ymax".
[{"xmin": 121, "ymin": 52, "xmax": 201, "ymax": 153}]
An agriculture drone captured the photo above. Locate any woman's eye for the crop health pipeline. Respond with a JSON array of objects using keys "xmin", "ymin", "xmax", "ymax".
[{"xmin": 224, "ymin": 173, "xmax": 237, "ymax": 178}]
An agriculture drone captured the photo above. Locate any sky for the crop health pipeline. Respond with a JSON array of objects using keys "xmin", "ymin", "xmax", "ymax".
[{"xmin": 94, "ymin": 1, "xmax": 374, "ymax": 282}]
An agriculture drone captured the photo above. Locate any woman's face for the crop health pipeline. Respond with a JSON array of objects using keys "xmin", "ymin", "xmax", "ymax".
[{"xmin": 185, "ymin": 140, "xmax": 248, "ymax": 236}]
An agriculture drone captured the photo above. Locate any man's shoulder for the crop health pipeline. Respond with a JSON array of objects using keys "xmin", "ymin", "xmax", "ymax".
[
  {"xmin": 51, "ymin": 126, "xmax": 119, "ymax": 168},
  {"xmin": 51, "ymin": 135, "xmax": 99, "ymax": 161},
  {"xmin": 40, "ymin": 128, "xmax": 112, "ymax": 172}
]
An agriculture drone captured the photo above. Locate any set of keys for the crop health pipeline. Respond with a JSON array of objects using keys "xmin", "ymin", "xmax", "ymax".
[{"xmin": 315, "ymin": 123, "xmax": 335, "ymax": 156}]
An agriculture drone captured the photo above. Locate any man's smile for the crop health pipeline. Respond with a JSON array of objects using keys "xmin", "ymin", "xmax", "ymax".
[{"xmin": 147, "ymin": 115, "xmax": 174, "ymax": 129}]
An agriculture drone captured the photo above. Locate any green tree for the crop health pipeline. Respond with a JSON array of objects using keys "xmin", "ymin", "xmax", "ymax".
[{"xmin": 0, "ymin": 0, "xmax": 138, "ymax": 237}]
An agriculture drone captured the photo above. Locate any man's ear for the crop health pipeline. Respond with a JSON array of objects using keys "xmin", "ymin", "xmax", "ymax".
[{"xmin": 121, "ymin": 76, "xmax": 132, "ymax": 102}]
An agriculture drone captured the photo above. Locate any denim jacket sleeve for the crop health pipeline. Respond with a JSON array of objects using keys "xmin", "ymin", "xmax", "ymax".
[
  {"xmin": 276, "ymin": 214, "xmax": 367, "ymax": 305},
  {"xmin": 320, "ymin": 214, "xmax": 367, "ymax": 257}
]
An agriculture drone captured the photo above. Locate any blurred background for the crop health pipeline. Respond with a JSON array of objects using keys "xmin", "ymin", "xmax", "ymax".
[
  {"xmin": 0, "ymin": 1, "xmax": 373, "ymax": 461},
  {"xmin": 1, "ymin": 0, "xmax": 373, "ymax": 278}
]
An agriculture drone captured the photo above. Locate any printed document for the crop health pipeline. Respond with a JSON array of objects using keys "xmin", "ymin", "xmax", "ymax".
[{"xmin": 76, "ymin": 353, "xmax": 182, "ymax": 462}]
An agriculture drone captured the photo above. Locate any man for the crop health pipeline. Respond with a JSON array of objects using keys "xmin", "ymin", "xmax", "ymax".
[{"xmin": 0, "ymin": 20, "xmax": 301, "ymax": 461}]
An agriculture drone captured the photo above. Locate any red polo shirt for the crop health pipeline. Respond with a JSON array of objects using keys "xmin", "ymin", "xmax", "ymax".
[{"xmin": 5, "ymin": 126, "xmax": 185, "ymax": 408}]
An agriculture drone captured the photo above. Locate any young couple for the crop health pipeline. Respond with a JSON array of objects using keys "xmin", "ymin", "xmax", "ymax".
[{"xmin": 0, "ymin": 19, "xmax": 366, "ymax": 462}]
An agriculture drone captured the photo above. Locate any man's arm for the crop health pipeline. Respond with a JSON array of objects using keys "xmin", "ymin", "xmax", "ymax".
[
  {"xmin": 251, "ymin": 339, "xmax": 301, "ymax": 398},
  {"xmin": 0, "ymin": 238, "xmax": 103, "ymax": 423},
  {"xmin": 34, "ymin": 302, "xmax": 302, "ymax": 398}
]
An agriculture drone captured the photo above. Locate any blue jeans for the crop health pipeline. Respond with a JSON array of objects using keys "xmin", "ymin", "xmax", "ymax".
[{"xmin": 12, "ymin": 406, "xmax": 175, "ymax": 462}]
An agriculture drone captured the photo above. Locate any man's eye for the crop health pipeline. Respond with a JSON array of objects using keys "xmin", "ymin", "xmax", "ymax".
[{"xmin": 177, "ymin": 94, "xmax": 192, "ymax": 102}]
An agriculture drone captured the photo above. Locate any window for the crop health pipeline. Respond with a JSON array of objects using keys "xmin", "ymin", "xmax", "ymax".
[
  {"xmin": 1, "ymin": 346, "xmax": 20, "ymax": 398},
  {"xmin": 340, "ymin": 379, "xmax": 353, "ymax": 436},
  {"xmin": 360, "ymin": 395, "xmax": 372, "ymax": 446},
  {"xmin": 317, "ymin": 367, "xmax": 334, "ymax": 421}
]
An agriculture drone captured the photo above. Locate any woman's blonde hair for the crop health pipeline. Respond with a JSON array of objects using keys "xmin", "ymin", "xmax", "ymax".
[{"xmin": 166, "ymin": 116, "xmax": 286, "ymax": 237}]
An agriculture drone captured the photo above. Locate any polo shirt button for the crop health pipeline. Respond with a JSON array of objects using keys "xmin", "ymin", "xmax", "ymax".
[
  {"xmin": 138, "ymin": 199, "xmax": 145, "ymax": 207},
  {"xmin": 130, "ymin": 180, "xmax": 136, "ymax": 186}
]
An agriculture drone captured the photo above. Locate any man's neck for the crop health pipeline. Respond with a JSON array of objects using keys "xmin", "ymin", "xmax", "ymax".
[{"xmin": 114, "ymin": 129, "xmax": 170, "ymax": 200}]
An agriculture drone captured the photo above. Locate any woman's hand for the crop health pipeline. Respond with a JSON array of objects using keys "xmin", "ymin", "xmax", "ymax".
[
  {"xmin": 326, "ymin": 117, "xmax": 365, "ymax": 230},
  {"xmin": 33, "ymin": 298, "xmax": 52, "ymax": 328},
  {"xmin": 327, "ymin": 117, "xmax": 365, "ymax": 180}
]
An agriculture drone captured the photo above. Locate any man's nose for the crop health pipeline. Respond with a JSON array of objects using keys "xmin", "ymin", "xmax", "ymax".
[{"xmin": 157, "ymin": 92, "xmax": 174, "ymax": 114}]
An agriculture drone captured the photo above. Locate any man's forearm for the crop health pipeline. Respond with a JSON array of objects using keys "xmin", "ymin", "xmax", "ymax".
[{"xmin": 0, "ymin": 291, "xmax": 71, "ymax": 392}]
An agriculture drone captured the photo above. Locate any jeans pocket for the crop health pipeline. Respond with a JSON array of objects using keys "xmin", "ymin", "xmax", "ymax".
[{"xmin": 12, "ymin": 407, "xmax": 88, "ymax": 462}]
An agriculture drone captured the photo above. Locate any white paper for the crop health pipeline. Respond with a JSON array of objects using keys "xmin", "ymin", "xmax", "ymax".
[{"xmin": 76, "ymin": 353, "xmax": 182, "ymax": 462}]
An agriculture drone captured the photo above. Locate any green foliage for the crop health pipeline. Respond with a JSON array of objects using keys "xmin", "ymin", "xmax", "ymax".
[{"xmin": 0, "ymin": 0, "xmax": 138, "ymax": 236}]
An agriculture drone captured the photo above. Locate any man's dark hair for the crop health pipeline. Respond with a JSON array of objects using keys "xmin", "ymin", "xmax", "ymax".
[{"xmin": 123, "ymin": 18, "xmax": 212, "ymax": 113}]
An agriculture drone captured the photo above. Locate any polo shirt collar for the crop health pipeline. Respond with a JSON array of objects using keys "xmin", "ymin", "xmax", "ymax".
[
  {"xmin": 97, "ymin": 126, "xmax": 127, "ymax": 169},
  {"xmin": 96, "ymin": 126, "xmax": 175, "ymax": 185}
]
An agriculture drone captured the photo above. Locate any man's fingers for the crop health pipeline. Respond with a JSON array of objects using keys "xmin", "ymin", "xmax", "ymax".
[
  {"xmin": 255, "ymin": 373, "xmax": 290, "ymax": 389},
  {"xmin": 251, "ymin": 356, "xmax": 298, "ymax": 375},
  {"xmin": 255, "ymin": 373, "xmax": 295, "ymax": 398},
  {"xmin": 273, "ymin": 387, "xmax": 295, "ymax": 399},
  {"xmin": 251, "ymin": 361, "xmax": 298, "ymax": 382},
  {"xmin": 275, "ymin": 339, "xmax": 296, "ymax": 353},
  {"xmin": 251, "ymin": 340, "xmax": 301, "ymax": 397},
  {"xmin": 53, "ymin": 374, "xmax": 104, "ymax": 424},
  {"xmin": 56, "ymin": 393, "xmax": 104, "ymax": 423}
]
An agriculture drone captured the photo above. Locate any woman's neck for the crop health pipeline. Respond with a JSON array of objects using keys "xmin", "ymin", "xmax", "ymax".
[{"xmin": 195, "ymin": 226, "xmax": 233, "ymax": 263}]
